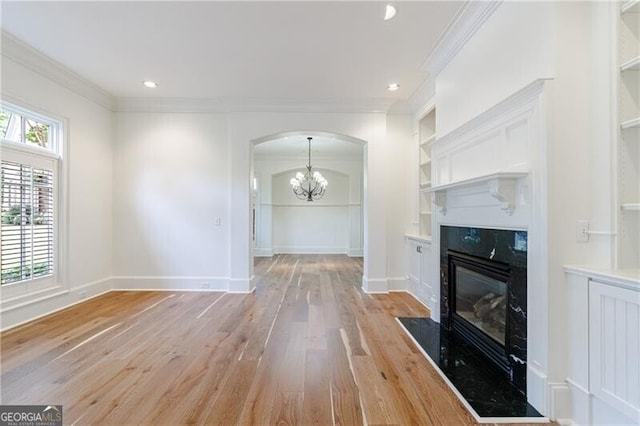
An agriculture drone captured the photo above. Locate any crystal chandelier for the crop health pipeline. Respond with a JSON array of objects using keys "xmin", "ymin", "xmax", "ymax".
[{"xmin": 289, "ymin": 137, "xmax": 328, "ymax": 201}]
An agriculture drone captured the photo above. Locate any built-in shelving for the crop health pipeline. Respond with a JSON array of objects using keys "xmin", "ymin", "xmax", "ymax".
[
  {"xmin": 420, "ymin": 134, "xmax": 436, "ymax": 147},
  {"xmin": 621, "ymin": 117, "xmax": 640, "ymax": 129},
  {"xmin": 622, "ymin": 0, "xmax": 640, "ymax": 14},
  {"xmin": 617, "ymin": 0, "xmax": 640, "ymax": 268},
  {"xmin": 426, "ymin": 172, "xmax": 528, "ymax": 216},
  {"xmin": 417, "ymin": 108, "xmax": 436, "ymax": 237},
  {"xmin": 622, "ymin": 203, "xmax": 640, "ymax": 211},
  {"xmin": 621, "ymin": 56, "xmax": 640, "ymax": 71}
]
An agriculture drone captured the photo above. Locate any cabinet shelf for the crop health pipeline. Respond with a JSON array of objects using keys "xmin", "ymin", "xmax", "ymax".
[
  {"xmin": 621, "ymin": 56, "xmax": 640, "ymax": 71},
  {"xmin": 622, "ymin": 203, "xmax": 640, "ymax": 211},
  {"xmin": 420, "ymin": 134, "xmax": 436, "ymax": 147},
  {"xmin": 420, "ymin": 159, "xmax": 432, "ymax": 168},
  {"xmin": 621, "ymin": 0, "xmax": 640, "ymax": 14},
  {"xmin": 419, "ymin": 181, "xmax": 432, "ymax": 190},
  {"xmin": 621, "ymin": 117, "xmax": 640, "ymax": 129},
  {"xmin": 420, "ymin": 211, "xmax": 432, "ymax": 215}
]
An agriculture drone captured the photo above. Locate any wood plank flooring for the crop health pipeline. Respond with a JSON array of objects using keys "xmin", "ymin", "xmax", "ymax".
[{"xmin": 1, "ymin": 255, "xmax": 544, "ymax": 425}]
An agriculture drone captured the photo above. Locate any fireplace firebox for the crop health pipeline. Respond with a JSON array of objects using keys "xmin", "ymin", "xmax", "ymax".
[
  {"xmin": 450, "ymin": 252, "xmax": 511, "ymax": 378},
  {"xmin": 441, "ymin": 226, "xmax": 528, "ymax": 395}
]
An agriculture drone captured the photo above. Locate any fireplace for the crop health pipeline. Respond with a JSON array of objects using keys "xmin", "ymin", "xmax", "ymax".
[
  {"xmin": 450, "ymin": 252, "xmax": 511, "ymax": 378},
  {"xmin": 441, "ymin": 226, "xmax": 528, "ymax": 394}
]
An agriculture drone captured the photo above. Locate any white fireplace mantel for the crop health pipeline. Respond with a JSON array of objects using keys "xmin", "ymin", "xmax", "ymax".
[{"xmin": 424, "ymin": 171, "xmax": 528, "ymax": 215}]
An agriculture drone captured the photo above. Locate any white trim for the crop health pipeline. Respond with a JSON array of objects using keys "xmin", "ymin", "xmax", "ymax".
[
  {"xmin": 0, "ymin": 277, "xmax": 113, "ymax": 331},
  {"xmin": 229, "ymin": 277, "xmax": 255, "ymax": 293},
  {"xmin": 420, "ymin": 1, "xmax": 503, "ymax": 78},
  {"xmin": 112, "ymin": 276, "xmax": 229, "ymax": 292},
  {"xmin": 387, "ymin": 277, "xmax": 407, "ymax": 291},
  {"xmin": 435, "ymin": 79, "xmax": 548, "ymax": 144},
  {"xmin": 115, "ymin": 96, "xmax": 397, "ymax": 114},
  {"xmin": 273, "ymin": 246, "xmax": 349, "ymax": 255},
  {"xmin": 268, "ymin": 203, "xmax": 359, "ymax": 208},
  {"xmin": 548, "ymin": 382, "xmax": 572, "ymax": 424},
  {"xmin": 1, "ymin": 31, "xmax": 114, "ymax": 110},
  {"xmin": 347, "ymin": 249, "xmax": 363, "ymax": 257},
  {"xmin": 405, "ymin": 233, "xmax": 433, "ymax": 244},
  {"xmin": 397, "ymin": 288, "xmax": 433, "ymax": 313},
  {"xmin": 253, "ymin": 248, "xmax": 274, "ymax": 257},
  {"xmin": 361, "ymin": 277, "xmax": 388, "ymax": 293}
]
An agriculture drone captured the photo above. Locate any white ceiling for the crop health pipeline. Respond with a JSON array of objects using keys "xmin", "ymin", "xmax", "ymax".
[
  {"xmin": 254, "ymin": 135, "xmax": 362, "ymax": 159},
  {"xmin": 1, "ymin": 1, "xmax": 462, "ymax": 103}
]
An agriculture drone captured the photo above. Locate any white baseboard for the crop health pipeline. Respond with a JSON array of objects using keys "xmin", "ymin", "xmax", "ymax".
[
  {"xmin": 229, "ymin": 276, "xmax": 255, "ymax": 293},
  {"xmin": 565, "ymin": 378, "xmax": 591, "ymax": 426},
  {"xmin": 387, "ymin": 277, "xmax": 408, "ymax": 291},
  {"xmin": 253, "ymin": 248, "xmax": 274, "ymax": 257},
  {"xmin": 361, "ymin": 276, "xmax": 389, "ymax": 293},
  {"xmin": 528, "ymin": 364, "xmax": 549, "ymax": 416},
  {"xmin": 549, "ymin": 382, "xmax": 572, "ymax": 424},
  {"xmin": 273, "ymin": 246, "xmax": 348, "ymax": 254},
  {"xmin": 0, "ymin": 277, "xmax": 113, "ymax": 331},
  {"xmin": 401, "ymin": 288, "xmax": 434, "ymax": 314},
  {"xmin": 348, "ymin": 248, "xmax": 364, "ymax": 257},
  {"xmin": 112, "ymin": 276, "xmax": 229, "ymax": 292}
]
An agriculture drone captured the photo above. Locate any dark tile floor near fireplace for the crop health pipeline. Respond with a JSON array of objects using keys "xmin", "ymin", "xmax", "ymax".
[{"xmin": 398, "ymin": 317, "xmax": 543, "ymax": 419}]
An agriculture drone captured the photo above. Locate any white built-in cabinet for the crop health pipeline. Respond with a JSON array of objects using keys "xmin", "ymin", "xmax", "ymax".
[
  {"xmin": 406, "ymin": 236, "xmax": 433, "ymax": 309},
  {"xmin": 618, "ymin": 0, "xmax": 640, "ymax": 268},
  {"xmin": 566, "ymin": 267, "xmax": 640, "ymax": 425},
  {"xmin": 418, "ymin": 108, "xmax": 436, "ymax": 238},
  {"xmin": 405, "ymin": 108, "xmax": 437, "ymax": 311}
]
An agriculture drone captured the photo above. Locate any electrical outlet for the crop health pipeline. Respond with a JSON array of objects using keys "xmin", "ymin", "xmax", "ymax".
[
  {"xmin": 201, "ymin": 282, "xmax": 210, "ymax": 289},
  {"xmin": 576, "ymin": 220, "xmax": 589, "ymax": 243},
  {"xmin": 215, "ymin": 217, "xmax": 221, "ymax": 226}
]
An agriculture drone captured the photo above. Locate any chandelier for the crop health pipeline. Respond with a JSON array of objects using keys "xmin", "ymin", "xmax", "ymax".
[{"xmin": 289, "ymin": 137, "xmax": 328, "ymax": 201}]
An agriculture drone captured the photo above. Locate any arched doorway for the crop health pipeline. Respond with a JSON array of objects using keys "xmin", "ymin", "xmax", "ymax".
[{"xmin": 250, "ymin": 131, "xmax": 367, "ymax": 271}]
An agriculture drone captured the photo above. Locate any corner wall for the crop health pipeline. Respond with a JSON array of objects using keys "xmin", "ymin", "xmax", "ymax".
[{"xmin": 0, "ymin": 56, "xmax": 114, "ymax": 329}]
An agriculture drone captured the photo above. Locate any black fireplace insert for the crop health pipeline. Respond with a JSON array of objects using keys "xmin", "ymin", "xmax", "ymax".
[{"xmin": 440, "ymin": 226, "xmax": 528, "ymax": 395}]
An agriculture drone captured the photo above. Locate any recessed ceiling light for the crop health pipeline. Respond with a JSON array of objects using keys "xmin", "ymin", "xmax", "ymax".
[
  {"xmin": 142, "ymin": 80, "xmax": 158, "ymax": 88},
  {"xmin": 384, "ymin": 4, "xmax": 397, "ymax": 20},
  {"xmin": 387, "ymin": 83, "xmax": 400, "ymax": 91}
]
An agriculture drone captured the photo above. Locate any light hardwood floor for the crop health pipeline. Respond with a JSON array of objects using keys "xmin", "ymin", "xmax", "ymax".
[{"xmin": 1, "ymin": 255, "xmax": 543, "ymax": 425}]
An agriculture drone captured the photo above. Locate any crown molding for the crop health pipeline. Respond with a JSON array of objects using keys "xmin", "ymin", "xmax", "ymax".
[
  {"xmin": 114, "ymin": 96, "xmax": 397, "ymax": 114},
  {"xmin": 1, "ymin": 31, "xmax": 115, "ymax": 111},
  {"xmin": 421, "ymin": 0, "xmax": 502, "ymax": 78},
  {"xmin": 408, "ymin": 77, "xmax": 436, "ymax": 121}
]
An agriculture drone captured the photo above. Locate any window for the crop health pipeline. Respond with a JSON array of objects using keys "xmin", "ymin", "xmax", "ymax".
[{"xmin": 0, "ymin": 103, "xmax": 61, "ymax": 291}]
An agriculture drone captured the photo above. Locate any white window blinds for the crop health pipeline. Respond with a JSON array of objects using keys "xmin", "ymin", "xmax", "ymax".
[{"xmin": 1, "ymin": 160, "xmax": 55, "ymax": 285}]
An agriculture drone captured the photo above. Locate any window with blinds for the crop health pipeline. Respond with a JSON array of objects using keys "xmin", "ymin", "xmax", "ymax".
[
  {"xmin": 1, "ymin": 161, "xmax": 55, "ymax": 285},
  {"xmin": 0, "ymin": 103, "xmax": 60, "ymax": 292}
]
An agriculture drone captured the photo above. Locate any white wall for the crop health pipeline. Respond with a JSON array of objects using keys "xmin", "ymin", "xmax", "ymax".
[
  {"xmin": 436, "ymin": 1, "xmax": 553, "ymax": 138},
  {"xmin": 254, "ymin": 154, "xmax": 363, "ymax": 256},
  {"xmin": 0, "ymin": 56, "xmax": 114, "ymax": 329},
  {"xmin": 113, "ymin": 112, "xmax": 230, "ymax": 290}
]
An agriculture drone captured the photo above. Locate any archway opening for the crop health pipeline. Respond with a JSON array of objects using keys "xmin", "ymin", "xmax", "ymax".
[{"xmin": 251, "ymin": 131, "xmax": 367, "ymax": 266}]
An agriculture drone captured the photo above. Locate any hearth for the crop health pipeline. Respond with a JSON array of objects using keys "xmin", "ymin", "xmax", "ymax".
[{"xmin": 441, "ymin": 226, "xmax": 528, "ymax": 394}]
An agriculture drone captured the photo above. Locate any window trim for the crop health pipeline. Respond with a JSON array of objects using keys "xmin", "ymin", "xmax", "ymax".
[{"xmin": 0, "ymin": 99, "xmax": 67, "ymax": 307}]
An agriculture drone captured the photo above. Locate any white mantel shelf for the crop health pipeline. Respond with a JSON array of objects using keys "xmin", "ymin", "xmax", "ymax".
[{"xmin": 424, "ymin": 172, "xmax": 528, "ymax": 215}]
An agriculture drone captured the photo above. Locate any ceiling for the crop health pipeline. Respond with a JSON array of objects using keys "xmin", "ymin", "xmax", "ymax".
[
  {"xmin": 254, "ymin": 134, "xmax": 362, "ymax": 159},
  {"xmin": 1, "ymin": 1, "xmax": 462, "ymax": 104}
]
